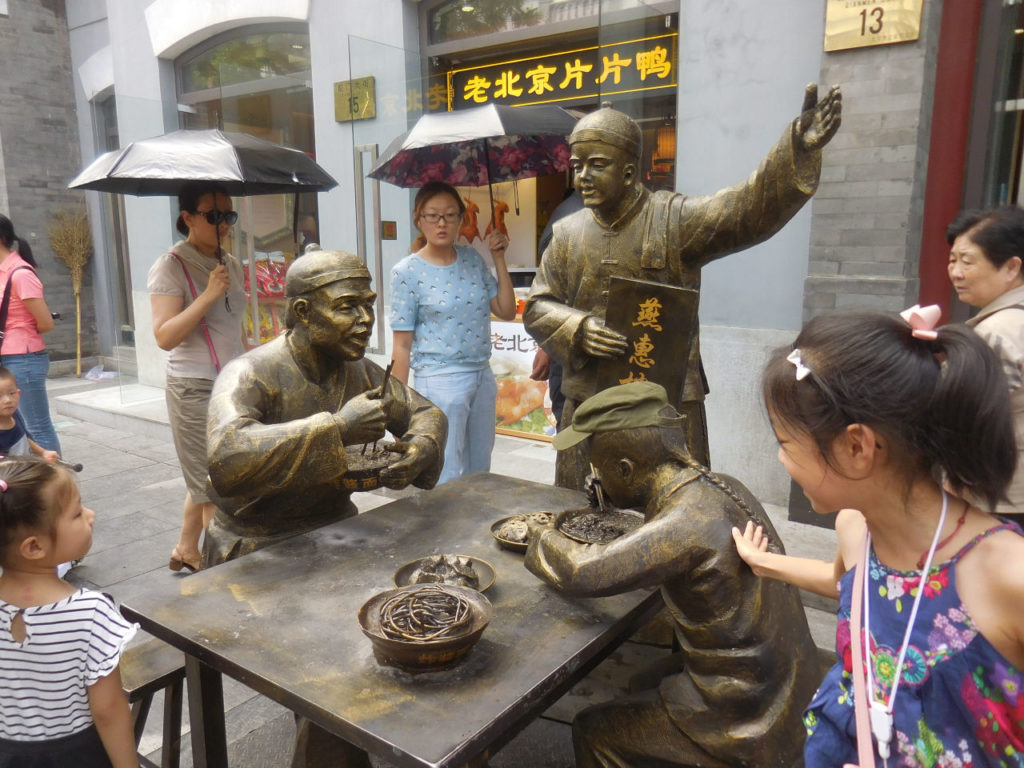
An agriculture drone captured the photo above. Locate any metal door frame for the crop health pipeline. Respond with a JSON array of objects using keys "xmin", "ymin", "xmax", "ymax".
[{"xmin": 354, "ymin": 143, "xmax": 386, "ymax": 355}]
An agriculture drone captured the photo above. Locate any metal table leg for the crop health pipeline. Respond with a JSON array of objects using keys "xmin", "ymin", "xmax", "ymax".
[{"xmin": 185, "ymin": 656, "xmax": 228, "ymax": 767}]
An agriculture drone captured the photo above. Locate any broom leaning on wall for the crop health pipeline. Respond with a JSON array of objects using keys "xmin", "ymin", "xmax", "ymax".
[{"xmin": 48, "ymin": 206, "xmax": 92, "ymax": 377}]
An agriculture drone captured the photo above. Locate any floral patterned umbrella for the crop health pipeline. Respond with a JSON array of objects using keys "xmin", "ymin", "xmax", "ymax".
[{"xmin": 368, "ymin": 104, "xmax": 576, "ymax": 212}]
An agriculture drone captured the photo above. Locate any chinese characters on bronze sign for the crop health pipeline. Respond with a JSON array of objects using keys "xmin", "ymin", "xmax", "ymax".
[{"xmin": 598, "ymin": 278, "xmax": 698, "ymax": 406}]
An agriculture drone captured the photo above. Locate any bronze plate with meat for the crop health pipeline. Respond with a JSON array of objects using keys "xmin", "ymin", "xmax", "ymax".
[
  {"xmin": 490, "ymin": 511, "xmax": 555, "ymax": 553},
  {"xmin": 394, "ymin": 554, "xmax": 496, "ymax": 592}
]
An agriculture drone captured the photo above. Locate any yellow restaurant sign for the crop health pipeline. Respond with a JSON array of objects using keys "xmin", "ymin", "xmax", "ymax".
[
  {"xmin": 824, "ymin": 0, "xmax": 923, "ymax": 52},
  {"xmin": 447, "ymin": 32, "xmax": 678, "ymax": 110}
]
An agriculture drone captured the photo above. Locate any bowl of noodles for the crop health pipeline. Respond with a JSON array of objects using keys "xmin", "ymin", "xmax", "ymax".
[
  {"xmin": 357, "ymin": 583, "xmax": 493, "ymax": 670},
  {"xmin": 341, "ymin": 443, "xmax": 401, "ymax": 491}
]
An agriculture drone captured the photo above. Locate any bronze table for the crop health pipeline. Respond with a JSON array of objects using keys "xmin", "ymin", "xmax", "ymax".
[{"xmin": 120, "ymin": 473, "xmax": 662, "ymax": 768}]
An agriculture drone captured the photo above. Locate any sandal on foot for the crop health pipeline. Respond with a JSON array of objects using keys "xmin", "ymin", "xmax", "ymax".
[{"xmin": 169, "ymin": 549, "xmax": 200, "ymax": 573}]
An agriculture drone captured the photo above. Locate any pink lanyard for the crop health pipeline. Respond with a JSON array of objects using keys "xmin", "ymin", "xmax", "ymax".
[{"xmin": 170, "ymin": 253, "xmax": 221, "ymax": 372}]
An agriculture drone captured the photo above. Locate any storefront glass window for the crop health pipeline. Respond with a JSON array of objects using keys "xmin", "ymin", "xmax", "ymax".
[
  {"xmin": 398, "ymin": 0, "xmax": 676, "ymax": 438},
  {"xmin": 179, "ymin": 30, "xmax": 312, "ymax": 93},
  {"xmin": 983, "ymin": 3, "xmax": 1024, "ymax": 206},
  {"xmin": 176, "ymin": 25, "xmax": 317, "ymax": 348},
  {"xmin": 428, "ymin": 0, "xmax": 544, "ymax": 45},
  {"xmin": 598, "ymin": 0, "xmax": 677, "ymax": 193}
]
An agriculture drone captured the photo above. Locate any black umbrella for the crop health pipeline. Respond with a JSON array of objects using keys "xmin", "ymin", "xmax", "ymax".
[
  {"xmin": 368, "ymin": 103, "xmax": 576, "ymax": 215},
  {"xmin": 69, "ymin": 129, "xmax": 337, "ymax": 314},
  {"xmin": 68, "ymin": 129, "xmax": 337, "ymax": 196}
]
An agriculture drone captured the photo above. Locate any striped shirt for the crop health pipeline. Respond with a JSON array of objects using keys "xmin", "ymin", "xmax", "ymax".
[{"xmin": 0, "ymin": 589, "xmax": 137, "ymax": 741}]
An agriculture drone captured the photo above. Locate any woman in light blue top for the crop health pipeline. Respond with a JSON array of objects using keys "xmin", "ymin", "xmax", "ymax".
[{"xmin": 391, "ymin": 181, "xmax": 516, "ymax": 485}]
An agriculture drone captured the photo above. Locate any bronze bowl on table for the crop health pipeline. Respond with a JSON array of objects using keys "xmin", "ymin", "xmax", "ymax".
[
  {"xmin": 358, "ymin": 584, "xmax": 493, "ymax": 671},
  {"xmin": 490, "ymin": 516, "xmax": 529, "ymax": 553},
  {"xmin": 489, "ymin": 511, "xmax": 556, "ymax": 554},
  {"xmin": 394, "ymin": 554, "xmax": 496, "ymax": 592},
  {"xmin": 341, "ymin": 443, "xmax": 399, "ymax": 491},
  {"xmin": 554, "ymin": 506, "xmax": 644, "ymax": 544}
]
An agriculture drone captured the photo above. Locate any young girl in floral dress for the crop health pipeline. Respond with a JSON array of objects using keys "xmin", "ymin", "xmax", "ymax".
[{"xmin": 760, "ymin": 308, "xmax": 1024, "ymax": 767}]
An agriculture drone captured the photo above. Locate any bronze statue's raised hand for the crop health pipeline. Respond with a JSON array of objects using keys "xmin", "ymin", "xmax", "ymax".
[
  {"xmin": 794, "ymin": 83, "xmax": 841, "ymax": 152},
  {"xmin": 580, "ymin": 316, "xmax": 629, "ymax": 359},
  {"xmin": 336, "ymin": 391, "xmax": 387, "ymax": 445},
  {"xmin": 378, "ymin": 437, "xmax": 432, "ymax": 489}
]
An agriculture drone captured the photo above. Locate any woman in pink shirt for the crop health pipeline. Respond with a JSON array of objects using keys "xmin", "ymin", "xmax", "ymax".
[{"xmin": 0, "ymin": 215, "xmax": 60, "ymax": 454}]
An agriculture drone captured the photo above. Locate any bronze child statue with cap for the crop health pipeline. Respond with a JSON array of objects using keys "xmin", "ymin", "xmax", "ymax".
[
  {"xmin": 205, "ymin": 249, "xmax": 447, "ymax": 566},
  {"xmin": 524, "ymin": 85, "xmax": 842, "ymax": 490},
  {"xmin": 524, "ymin": 381, "xmax": 820, "ymax": 768}
]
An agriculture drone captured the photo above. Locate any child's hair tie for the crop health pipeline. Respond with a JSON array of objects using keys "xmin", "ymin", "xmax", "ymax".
[
  {"xmin": 899, "ymin": 304, "xmax": 941, "ymax": 341},
  {"xmin": 786, "ymin": 348, "xmax": 812, "ymax": 381},
  {"xmin": 0, "ymin": 478, "xmax": 8, "ymax": 492}
]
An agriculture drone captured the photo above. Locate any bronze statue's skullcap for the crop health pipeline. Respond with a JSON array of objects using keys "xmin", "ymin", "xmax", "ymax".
[
  {"xmin": 285, "ymin": 250, "xmax": 371, "ymax": 297},
  {"xmin": 569, "ymin": 103, "xmax": 642, "ymax": 160}
]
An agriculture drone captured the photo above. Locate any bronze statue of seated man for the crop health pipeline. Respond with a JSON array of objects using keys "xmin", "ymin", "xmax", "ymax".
[
  {"xmin": 524, "ymin": 381, "xmax": 820, "ymax": 768},
  {"xmin": 204, "ymin": 249, "xmax": 448, "ymax": 768},
  {"xmin": 204, "ymin": 249, "xmax": 447, "ymax": 566}
]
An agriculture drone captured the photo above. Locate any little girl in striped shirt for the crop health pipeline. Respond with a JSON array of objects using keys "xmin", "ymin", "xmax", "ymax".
[{"xmin": 0, "ymin": 457, "xmax": 138, "ymax": 767}]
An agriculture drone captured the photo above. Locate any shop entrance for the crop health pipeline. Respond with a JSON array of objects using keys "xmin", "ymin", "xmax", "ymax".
[
  {"xmin": 969, "ymin": 0, "xmax": 1024, "ymax": 208},
  {"xmin": 177, "ymin": 25, "xmax": 317, "ymax": 349},
  {"xmin": 347, "ymin": 0, "xmax": 679, "ymax": 440}
]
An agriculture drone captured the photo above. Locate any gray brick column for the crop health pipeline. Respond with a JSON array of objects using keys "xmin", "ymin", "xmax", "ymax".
[
  {"xmin": 0, "ymin": 0, "xmax": 93, "ymax": 362},
  {"xmin": 804, "ymin": 0, "xmax": 944, "ymax": 321}
]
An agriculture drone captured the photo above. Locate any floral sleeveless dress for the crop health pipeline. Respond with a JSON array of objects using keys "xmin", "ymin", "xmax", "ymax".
[{"xmin": 804, "ymin": 521, "xmax": 1024, "ymax": 767}]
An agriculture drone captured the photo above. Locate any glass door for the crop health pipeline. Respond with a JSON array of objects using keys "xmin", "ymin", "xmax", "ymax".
[
  {"xmin": 347, "ymin": 35, "xmax": 428, "ymax": 356},
  {"xmin": 980, "ymin": 1, "xmax": 1024, "ymax": 207}
]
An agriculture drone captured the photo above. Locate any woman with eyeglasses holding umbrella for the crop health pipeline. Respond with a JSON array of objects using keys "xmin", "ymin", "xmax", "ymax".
[
  {"xmin": 390, "ymin": 181, "xmax": 516, "ymax": 485},
  {"xmin": 147, "ymin": 182, "xmax": 245, "ymax": 572}
]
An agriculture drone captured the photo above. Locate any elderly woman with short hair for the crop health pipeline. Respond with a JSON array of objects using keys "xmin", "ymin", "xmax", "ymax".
[{"xmin": 948, "ymin": 204, "xmax": 1024, "ymax": 517}]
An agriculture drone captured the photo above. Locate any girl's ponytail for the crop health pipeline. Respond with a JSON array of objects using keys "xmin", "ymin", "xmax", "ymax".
[
  {"xmin": 928, "ymin": 325, "xmax": 1016, "ymax": 510},
  {"xmin": 764, "ymin": 309, "xmax": 1017, "ymax": 508}
]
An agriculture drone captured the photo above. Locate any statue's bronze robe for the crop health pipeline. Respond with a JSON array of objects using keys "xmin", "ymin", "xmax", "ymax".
[
  {"xmin": 524, "ymin": 123, "xmax": 822, "ymax": 486},
  {"xmin": 526, "ymin": 471, "xmax": 820, "ymax": 767},
  {"xmin": 204, "ymin": 333, "xmax": 446, "ymax": 565}
]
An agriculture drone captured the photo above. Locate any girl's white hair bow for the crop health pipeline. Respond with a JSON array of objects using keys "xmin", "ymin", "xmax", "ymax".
[{"xmin": 786, "ymin": 349, "xmax": 811, "ymax": 381}]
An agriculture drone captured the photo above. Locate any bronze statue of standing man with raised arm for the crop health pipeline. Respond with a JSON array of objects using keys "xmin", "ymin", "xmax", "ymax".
[{"xmin": 524, "ymin": 85, "xmax": 841, "ymax": 489}]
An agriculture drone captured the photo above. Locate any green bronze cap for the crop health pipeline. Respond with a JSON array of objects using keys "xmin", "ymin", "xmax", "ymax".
[
  {"xmin": 285, "ymin": 250, "xmax": 371, "ymax": 297},
  {"xmin": 552, "ymin": 381, "xmax": 677, "ymax": 450},
  {"xmin": 569, "ymin": 103, "xmax": 642, "ymax": 160}
]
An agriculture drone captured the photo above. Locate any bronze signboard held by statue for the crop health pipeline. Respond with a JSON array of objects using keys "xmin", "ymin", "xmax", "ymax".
[{"xmin": 597, "ymin": 277, "xmax": 697, "ymax": 405}]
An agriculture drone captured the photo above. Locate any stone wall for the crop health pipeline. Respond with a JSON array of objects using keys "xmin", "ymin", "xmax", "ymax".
[
  {"xmin": 0, "ymin": 0, "xmax": 93, "ymax": 362},
  {"xmin": 803, "ymin": 0, "xmax": 944, "ymax": 320}
]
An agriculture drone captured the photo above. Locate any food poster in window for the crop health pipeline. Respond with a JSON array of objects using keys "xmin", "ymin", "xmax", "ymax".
[{"xmin": 490, "ymin": 320, "xmax": 555, "ymax": 441}]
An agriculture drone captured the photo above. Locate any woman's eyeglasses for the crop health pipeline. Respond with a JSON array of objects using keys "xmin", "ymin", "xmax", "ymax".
[
  {"xmin": 196, "ymin": 209, "xmax": 239, "ymax": 226},
  {"xmin": 420, "ymin": 212, "xmax": 461, "ymax": 224}
]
